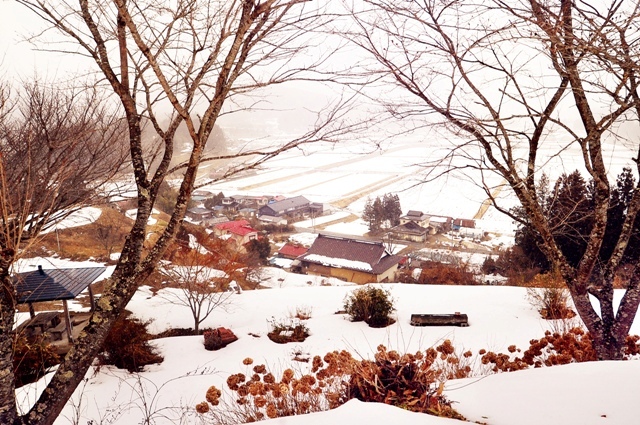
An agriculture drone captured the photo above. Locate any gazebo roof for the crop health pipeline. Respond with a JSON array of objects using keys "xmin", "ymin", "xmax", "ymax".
[{"xmin": 14, "ymin": 266, "xmax": 107, "ymax": 304}]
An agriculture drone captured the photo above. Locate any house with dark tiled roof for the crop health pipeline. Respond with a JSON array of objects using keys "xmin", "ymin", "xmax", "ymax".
[
  {"xmin": 388, "ymin": 221, "xmax": 429, "ymax": 243},
  {"xmin": 258, "ymin": 195, "xmax": 323, "ymax": 220},
  {"xmin": 186, "ymin": 207, "xmax": 216, "ymax": 223},
  {"xmin": 399, "ymin": 210, "xmax": 431, "ymax": 228},
  {"xmin": 295, "ymin": 234, "xmax": 401, "ymax": 284}
]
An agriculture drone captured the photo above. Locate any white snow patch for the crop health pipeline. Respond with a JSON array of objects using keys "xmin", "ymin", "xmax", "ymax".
[
  {"xmin": 41, "ymin": 207, "xmax": 102, "ymax": 233},
  {"xmin": 303, "ymin": 254, "xmax": 373, "ymax": 272}
]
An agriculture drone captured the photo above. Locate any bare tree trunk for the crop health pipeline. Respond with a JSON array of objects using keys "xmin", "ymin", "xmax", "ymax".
[{"xmin": 0, "ymin": 255, "xmax": 18, "ymax": 425}]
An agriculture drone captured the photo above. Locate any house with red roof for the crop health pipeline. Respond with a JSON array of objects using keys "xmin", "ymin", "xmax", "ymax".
[
  {"xmin": 277, "ymin": 242, "xmax": 308, "ymax": 260},
  {"xmin": 213, "ymin": 219, "xmax": 259, "ymax": 250}
]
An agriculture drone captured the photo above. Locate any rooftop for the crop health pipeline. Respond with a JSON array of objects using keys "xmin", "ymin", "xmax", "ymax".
[{"xmin": 14, "ymin": 266, "xmax": 107, "ymax": 303}]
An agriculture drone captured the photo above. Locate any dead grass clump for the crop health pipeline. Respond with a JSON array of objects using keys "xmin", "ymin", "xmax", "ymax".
[
  {"xmin": 480, "ymin": 328, "xmax": 597, "ymax": 371},
  {"xmin": 346, "ymin": 345, "xmax": 466, "ymax": 419},
  {"xmin": 289, "ymin": 305, "xmax": 313, "ymax": 321}
]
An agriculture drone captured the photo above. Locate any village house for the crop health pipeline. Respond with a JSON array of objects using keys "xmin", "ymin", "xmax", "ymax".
[
  {"xmin": 191, "ymin": 190, "xmax": 213, "ymax": 202},
  {"xmin": 452, "ymin": 218, "xmax": 476, "ymax": 229},
  {"xmin": 186, "ymin": 207, "xmax": 217, "ymax": 223},
  {"xmin": 238, "ymin": 207, "xmax": 257, "ymax": 218},
  {"xmin": 399, "ymin": 210, "xmax": 431, "ymax": 228},
  {"xmin": 221, "ymin": 197, "xmax": 240, "ymax": 213},
  {"xmin": 427, "ymin": 215, "xmax": 453, "ymax": 233},
  {"xmin": 277, "ymin": 242, "xmax": 308, "ymax": 260},
  {"xmin": 294, "ymin": 235, "xmax": 401, "ymax": 284},
  {"xmin": 231, "ymin": 194, "xmax": 271, "ymax": 208},
  {"xmin": 213, "ymin": 219, "xmax": 259, "ymax": 250},
  {"xmin": 257, "ymin": 215, "xmax": 288, "ymax": 226},
  {"xmin": 451, "ymin": 218, "xmax": 483, "ymax": 239},
  {"xmin": 388, "ymin": 221, "xmax": 429, "ymax": 243},
  {"xmin": 271, "ymin": 242, "xmax": 309, "ymax": 270},
  {"xmin": 258, "ymin": 195, "xmax": 323, "ymax": 221}
]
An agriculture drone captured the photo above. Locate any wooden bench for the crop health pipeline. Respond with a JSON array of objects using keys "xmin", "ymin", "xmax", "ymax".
[
  {"xmin": 16, "ymin": 312, "xmax": 62, "ymax": 337},
  {"xmin": 410, "ymin": 313, "xmax": 469, "ymax": 327},
  {"xmin": 48, "ymin": 321, "xmax": 68, "ymax": 341}
]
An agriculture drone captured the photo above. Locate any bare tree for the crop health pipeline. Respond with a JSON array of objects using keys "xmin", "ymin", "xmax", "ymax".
[
  {"xmin": 1, "ymin": 0, "xmax": 354, "ymax": 423},
  {"xmin": 347, "ymin": 0, "xmax": 640, "ymax": 360},
  {"xmin": 160, "ymin": 248, "xmax": 238, "ymax": 335},
  {"xmin": 0, "ymin": 80, "xmax": 127, "ymax": 425}
]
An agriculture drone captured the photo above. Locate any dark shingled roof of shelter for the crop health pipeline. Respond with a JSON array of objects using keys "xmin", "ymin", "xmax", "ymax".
[{"xmin": 14, "ymin": 266, "xmax": 107, "ymax": 303}]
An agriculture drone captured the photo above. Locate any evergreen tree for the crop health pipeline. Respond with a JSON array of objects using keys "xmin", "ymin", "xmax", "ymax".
[
  {"xmin": 362, "ymin": 197, "xmax": 377, "ymax": 231},
  {"xmin": 550, "ymin": 170, "xmax": 593, "ymax": 268},
  {"xmin": 372, "ymin": 197, "xmax": 385, "ymax": 231},
  {"xmin": 383, "ymin": 193, "xmax": 402, "ymax": 227},
  {"xmin": 514, "ymin": 169, "xmax": 640, "ymax": 271}
]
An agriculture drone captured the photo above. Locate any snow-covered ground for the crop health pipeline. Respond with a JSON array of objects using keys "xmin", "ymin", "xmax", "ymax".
[
  {"xmin": 40, "ymin": 207, "xmax": 102, "ymax": 234},
  {"xmin": 16, "ymin": 261, "xmax": 640, "ymax": 425}
]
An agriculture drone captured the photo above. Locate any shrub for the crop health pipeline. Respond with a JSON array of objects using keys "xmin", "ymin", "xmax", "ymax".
[
  {"xmin": 97, "ymin": 314, "xmax": 163, "ymax": 373},
  {"xmin": 526, "ymin": 273, "xmax": 576, "ymax": 320},
  {"xmin": 267, "ymin": 317, "xmax": 309, "ymax": 344},
  {"xmin": 416, "ymin": 261, "xmax": 478, "ymax": 285},
  {"xmin": 198, "ymin": 345, "xmax": 466, "ymax": 423},
  {"xmin": 13, "ymin": 334, "xmax": 60, "ymax": 387},
  {"xmin": 204, "ymin": 330, "xmax": 224, "ymax": 351},
  {"xmin": 343, "ymin": 286, "xmax": 395, "ymax": 328},
  {"xmin": 347, "ymin": 345, "xmax": 466, "ymax": 419}
]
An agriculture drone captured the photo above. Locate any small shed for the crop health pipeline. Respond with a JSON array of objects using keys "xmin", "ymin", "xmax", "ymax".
[{"xmin": 15, "ymin": 266, "xmax": 107, "ymax": 342}]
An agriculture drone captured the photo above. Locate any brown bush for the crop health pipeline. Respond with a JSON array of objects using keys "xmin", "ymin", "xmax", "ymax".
[
  {"xmin": 13, "ymin": 334, "xmax": 60, "ymax": 387},
  {"xmin": 479, "ymin": 328, "xmax": 620, "ymax": 372},
  {"xmin": 526, "ymin": 273, "xmax": 576, "ymax": 320},
  {"xmin": 346, "ymin": 345, "xmax": 465, "ymax": 419},
  {"xmin": 416, "ymin": 261, "xmax": 478, "ymax": 285},
  {"xmin": 97, "ymin": 314, "xmax": 163, "ymax": 373},
  {"xmin": 199, "ymin": 345, "xmax": 467, "ymax": 423}
]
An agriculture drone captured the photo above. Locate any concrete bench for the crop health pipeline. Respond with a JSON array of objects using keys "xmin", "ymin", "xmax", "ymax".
[{"xmin": 410, "ymin": 313, "xmax": 469, "ymax": 327}]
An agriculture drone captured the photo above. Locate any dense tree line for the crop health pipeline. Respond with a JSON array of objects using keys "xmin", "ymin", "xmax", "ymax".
[
  {"xmin": 362, "ymin": 193, "xmax": 402, "ymax": 232},
  {"xmin": 513, "ymin": 168, "xmax": 640, "ymax": 273}
]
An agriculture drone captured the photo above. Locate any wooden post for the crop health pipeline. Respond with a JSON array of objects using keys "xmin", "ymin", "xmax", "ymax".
[
  {"xmin": 88, "ymin": 283, "xmax": 96, "ymax": 312},
  {"xmin": 62, "ymin": 300, "xmax": 73, "ymax": 343},
  {"xmin": 28, "ymin": 303, "xmax": 36, "ymax": 319}
]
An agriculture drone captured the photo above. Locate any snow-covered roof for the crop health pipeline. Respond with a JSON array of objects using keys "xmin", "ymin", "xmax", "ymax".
[
  {"xmin": 298, "ymin": 234, "xmax": 401, "ymax": 274},
  {"xmin": 302, "ymin": 254, "xmax": 373, "ymax": 272}
]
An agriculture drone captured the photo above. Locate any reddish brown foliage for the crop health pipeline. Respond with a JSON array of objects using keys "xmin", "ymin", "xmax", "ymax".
[
  {"xmin": 97, "ymin": 315, "xmax": 163, "ymax": 373},
  {"xmin": 416, "ymin": 262, "xmax": 478, "ymax": 285}
]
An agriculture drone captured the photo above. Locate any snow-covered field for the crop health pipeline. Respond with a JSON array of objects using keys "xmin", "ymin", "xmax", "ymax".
[
  {"xmin": 199, "ymin": 139, "xmax": 518, "ymax": 236},
  {"xmin": 16, "ymin": 259, "xmax": 640, "ymax": 425}
]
